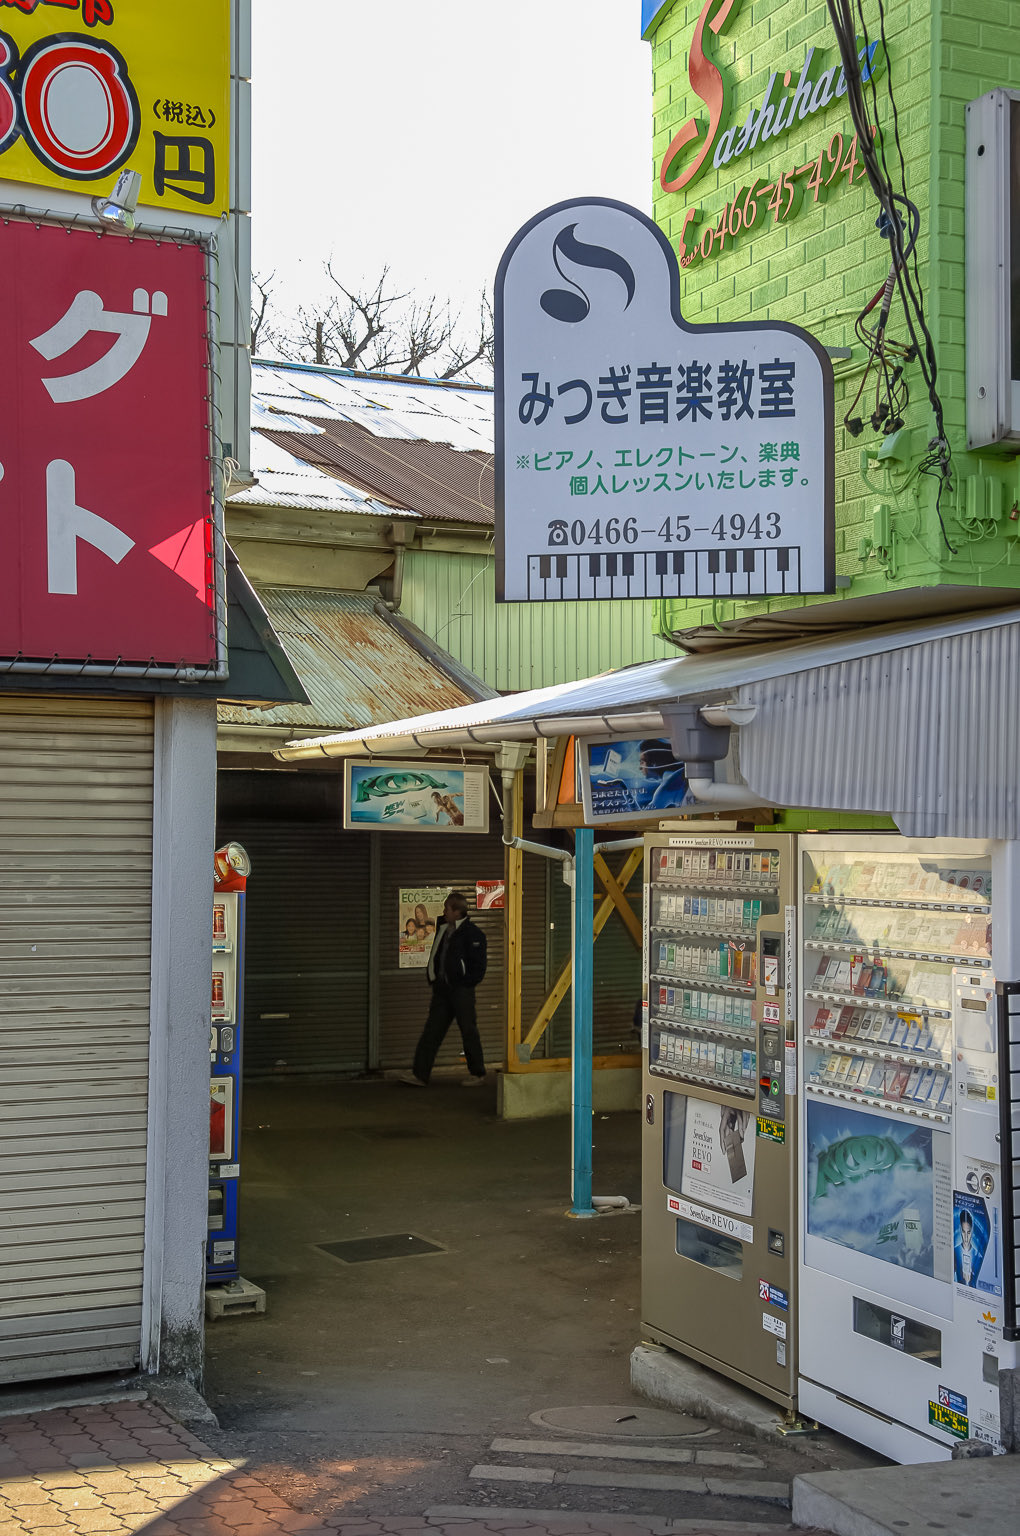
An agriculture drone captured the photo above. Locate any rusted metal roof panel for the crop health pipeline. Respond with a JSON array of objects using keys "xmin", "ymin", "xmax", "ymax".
[
  {"xmin": 260, "ymin": 422, "xmax": 493, "ymax": 525},
  {"xmin": 249, "ymin": 361, "xmax": 495, "ymax": 524},
  {"xmin": 217, "ymin": 589, "xmax": 491, "ymax": 732},
  {"xmin": 230, "ymin": 430, "xmax": 404, "ymax": 517}
]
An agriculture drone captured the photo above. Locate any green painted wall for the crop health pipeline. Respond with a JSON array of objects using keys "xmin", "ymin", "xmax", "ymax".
[
  {"xmin": 647, "ymin": 0, "xmax": 1020, "ymax": 644},
  {"xmin": 402, "ymin": 547, "xmax": 675, "ymax": 692}
]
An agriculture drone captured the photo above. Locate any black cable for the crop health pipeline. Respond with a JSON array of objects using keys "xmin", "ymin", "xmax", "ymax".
[{"xmin": 825, "ymin": 0, "xmax": 956, "ymax": 551}]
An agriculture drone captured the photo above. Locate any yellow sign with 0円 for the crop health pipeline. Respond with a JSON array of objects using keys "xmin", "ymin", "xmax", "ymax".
[{"xmin": 0, "ymin": 0, "xmax": 230, "ymax": 216}]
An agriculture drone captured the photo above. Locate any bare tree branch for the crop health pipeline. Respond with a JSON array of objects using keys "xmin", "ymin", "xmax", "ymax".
[
  {"xmin": 250, "ymin": 271, "xmax": 276, "ymax": 354},
  {"xmin": 266, "ymin": 262, "xmax": 493, "ymax": 382}
]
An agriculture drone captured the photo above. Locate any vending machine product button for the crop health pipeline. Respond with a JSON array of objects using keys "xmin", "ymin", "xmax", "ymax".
[{"xmin": 220, "ymin": 1027, "xmax": 234, "ymax": 1053}]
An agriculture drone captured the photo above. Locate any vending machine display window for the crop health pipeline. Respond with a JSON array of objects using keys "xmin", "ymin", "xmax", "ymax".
[
  {"xmin": 802, "ymin": 849, "xmax": 990, "ymax": 1125},
  {"xmin": 648, "ymin": 844, "xmax": 781, "ymax": 1096}
]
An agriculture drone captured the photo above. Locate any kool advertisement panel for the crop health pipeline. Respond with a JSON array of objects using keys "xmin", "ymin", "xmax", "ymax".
[
  {"xmin": 806, "ymin": 1099, "xmax": 953, "ymax": 1282},
  {"xmin": 344, "ymin": 761, "xmax": 489, "ymax": 834},
  {"xmin": 496, "ymin": 198, "xmax": 833, "ymax": 603},
  {"xmin": 0, "ymin": 219, "xmax": 219, "ymax": 668},
  {"xmin": 580, "ymin": 736, "xmax": 694, "ymax": 823},
  {"xmin": 0, "ymin": 0, "xmax": 230, "ymax": 215}
]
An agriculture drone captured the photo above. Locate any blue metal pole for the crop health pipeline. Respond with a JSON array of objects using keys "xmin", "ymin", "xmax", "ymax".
[{"xmin": 571, "ymin": 827, "xmax": 595, "ymax": 1217}]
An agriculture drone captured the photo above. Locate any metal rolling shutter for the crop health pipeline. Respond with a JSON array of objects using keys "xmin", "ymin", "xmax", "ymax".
[
  {"xmin": 378, "ymin": 831, "xmax": 510, "ymax": 1071},
  {"xmin": 520, "ymin": 851, "xmax": 554, "ymax": 1046},
  {"xmin": 217, "ymin": 772, "xmax": 371, "ymax": 1075},
  {"xmin": 0, "ymin": 695, "xmax": 153, "ymax": 1384}
]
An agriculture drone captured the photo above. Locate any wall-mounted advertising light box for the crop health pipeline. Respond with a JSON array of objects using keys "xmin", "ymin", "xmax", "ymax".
[{"xmin": 343, "ymin": 760, "xmax": 490, "ymax": 834}]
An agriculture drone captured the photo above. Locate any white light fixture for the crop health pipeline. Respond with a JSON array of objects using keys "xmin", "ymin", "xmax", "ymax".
[{"xmin": 91, "ymin": 168, "xmax": 141, "ymax": 232}]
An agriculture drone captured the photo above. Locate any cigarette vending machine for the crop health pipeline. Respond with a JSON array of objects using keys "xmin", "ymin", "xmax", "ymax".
[
  {"xmin": 207, "ymin": 842, "xmax": 250, "ymax": 1285},
  {"xmin": 641, "ymin": 832, "xmax": 800, "ymax": 1411},
  {"xmin": 797, "ymin": 836, "xmax": 1014, "ymax": 1460}
]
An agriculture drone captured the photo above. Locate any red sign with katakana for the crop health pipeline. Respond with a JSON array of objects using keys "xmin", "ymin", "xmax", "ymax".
[{"xmin": 0, "ymin": 219, "xmax": 218, "ymax": 667}]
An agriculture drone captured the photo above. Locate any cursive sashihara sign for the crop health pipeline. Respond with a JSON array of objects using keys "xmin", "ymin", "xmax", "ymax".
[{"xmin": 659, "ymin": 0, "xmax": 883, "ymax": 263}]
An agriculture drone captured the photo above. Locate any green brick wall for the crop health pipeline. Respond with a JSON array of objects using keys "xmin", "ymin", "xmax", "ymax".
[{"xmin": 647, "ymin": 0, "xmax": 1020, "ymax": 644}]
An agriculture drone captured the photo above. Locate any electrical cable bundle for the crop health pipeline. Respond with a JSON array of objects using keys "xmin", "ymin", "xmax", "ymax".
[{"xmin": 826, "ymin": 0, "xmax": 957, "ymax": 551}]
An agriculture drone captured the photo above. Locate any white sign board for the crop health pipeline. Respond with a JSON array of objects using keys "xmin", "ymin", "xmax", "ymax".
[{"xmin": 496, "ymin": 198, "xmax": 833, "ymax": 603}]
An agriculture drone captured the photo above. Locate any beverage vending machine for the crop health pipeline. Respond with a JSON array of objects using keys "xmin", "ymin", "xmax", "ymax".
[
  {"xmin": 641, "ymin": 832, "xmax": 800, "ymax": 1411},
  {"xmin": 797, "ymin": 836, "xmax": 1014, "ymax": 1460},
  {"xmin": 207, "ymin": 842, "xmax": 250, "ymax": 1285}
]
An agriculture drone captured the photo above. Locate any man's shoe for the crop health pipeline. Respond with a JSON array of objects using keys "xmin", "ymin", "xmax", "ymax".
[
  {"xmin": 461, "ymin": 1073, "xmax": 486, "ymax": 1087},
  {"xmin": 396, "ymin": 1071, "xmax": 427, "ymax": 1087}
]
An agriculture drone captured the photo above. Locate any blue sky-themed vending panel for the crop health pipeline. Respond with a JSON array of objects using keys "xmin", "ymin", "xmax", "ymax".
[
  {"xmin": 806, "ymin": 1100, "xmax": 953, "ymax": 1282},
  {"xmin": 580, "ymin": 737, "xmax": 695, "ymax": 824}
]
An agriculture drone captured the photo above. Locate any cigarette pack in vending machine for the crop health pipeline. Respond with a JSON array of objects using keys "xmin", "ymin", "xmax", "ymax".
[
  {"xmin": 207, "ymin": 843, "xmax": 250, "ymax": 1285},
  {"xmin": 641, "ymin": 832, "xmax": 799, "ymax": 1410},
  {"xmin": 797, "ymin": 836, "xmax": 1015, "ymax": 1460}
]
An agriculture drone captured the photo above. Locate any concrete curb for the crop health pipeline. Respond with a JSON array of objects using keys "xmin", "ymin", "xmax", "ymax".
[
  {"xmin": 630, "ymin": 1345, "xmax": 796, "ymax": 1447},
  {"xmin": 791, "ymin": 1457, "xmax": 1020, "ymax": 1536}
]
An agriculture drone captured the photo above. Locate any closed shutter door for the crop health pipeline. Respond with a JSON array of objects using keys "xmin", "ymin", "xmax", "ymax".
[
  {"xmin": 520, "ymin": 851, "xmax": 553, "ymax": 1046},
  {"xmin": 0, "ymin": 695, "xmax": 153, "ymax": 1385},
  {"xmin": 217, "ymin": 771, "xmax": 371, "ymax": 1075},
  {"xmin": 379, "ymin": 832, "xmax": 509, "ymax": 1070}
]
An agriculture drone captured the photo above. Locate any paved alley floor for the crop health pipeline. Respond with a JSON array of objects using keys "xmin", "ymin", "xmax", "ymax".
[
  {"xmin": 0, "ymin": 1078, "xmax": 863, "ymax": 1535},
  {"xmin": 0, "ymin": 1397, "xmax": 818, "ymax": 1536}
]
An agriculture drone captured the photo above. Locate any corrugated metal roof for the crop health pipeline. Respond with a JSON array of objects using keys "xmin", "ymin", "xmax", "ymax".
[
  {"xmin": 252, "ymin": 361, "xmax": 493, "ymax": 448},
  {"xmin": 218, "ymin": 589, "xmax": 492, "ymax": 732},
  {"xmin": 247, "ymin": 360, "xmax": 494, "ymax": 525},
  {"xmin": 260, "ymin": 422, "xmax": 492, "ymax": 525},
  {"xmin": 274, "ymin": 601, "xmax": 1020, "ymax": 839},
  {"xmin": 229, "ymin": 430, "xmax": 409, "ymax": 518}
]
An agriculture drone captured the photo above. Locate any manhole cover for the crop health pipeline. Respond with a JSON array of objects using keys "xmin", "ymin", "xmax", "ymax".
[
  {"xmin": 530, "ymin": 1404, "xmax": 712, "ymax": 1439},
  {"xmin": 316, "ymin": 1233, "xmax": 445, "ymax": 1263}
]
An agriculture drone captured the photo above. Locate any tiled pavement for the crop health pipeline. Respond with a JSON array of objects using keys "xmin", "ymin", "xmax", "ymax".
[{"xmin": 0, "ymin": 1399, "xmax": 800, "ymax": 1536}]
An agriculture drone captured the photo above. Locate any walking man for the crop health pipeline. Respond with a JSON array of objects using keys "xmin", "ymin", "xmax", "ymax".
[{"xmin": 399, "ymin": 891, "xmax": 488, "ymax": 1087}]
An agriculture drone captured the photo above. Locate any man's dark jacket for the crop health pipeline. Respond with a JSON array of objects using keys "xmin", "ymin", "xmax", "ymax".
[{"xmin": 431, "ymin": 918, "xmax": 487, "ymax": 988}]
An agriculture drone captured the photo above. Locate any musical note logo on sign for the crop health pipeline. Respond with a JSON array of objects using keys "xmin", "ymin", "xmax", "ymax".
[{"xmin": 495, "ymin": 197, "xmax": 834, "ymax": 604}]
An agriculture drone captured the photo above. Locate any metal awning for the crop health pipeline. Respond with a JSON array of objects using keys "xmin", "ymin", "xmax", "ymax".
[{"xmin": 276, "ymin": 602, "xmax": 1020, "ymax": 840}]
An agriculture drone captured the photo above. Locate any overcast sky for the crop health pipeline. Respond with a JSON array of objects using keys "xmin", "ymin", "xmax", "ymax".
[{"xmin": 250, "ymin": 0, "xmax": 653, "ymax": 322}]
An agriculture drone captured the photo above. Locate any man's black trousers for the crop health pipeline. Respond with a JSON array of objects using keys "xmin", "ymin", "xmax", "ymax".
[{"xmin": 413, "ymin": 981, "xmax": 485, "ymax": 1081}]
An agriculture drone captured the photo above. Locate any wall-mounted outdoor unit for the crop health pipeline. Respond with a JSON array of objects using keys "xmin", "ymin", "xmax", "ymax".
[{"xmin": 966, "ymin": 89, "xmax": 1020, "ymax": 452}]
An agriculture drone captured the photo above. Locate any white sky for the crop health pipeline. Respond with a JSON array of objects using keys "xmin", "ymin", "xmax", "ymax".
[{"xmin": 250, "ymin": 0, "xmax": 653, "ymax": 324}]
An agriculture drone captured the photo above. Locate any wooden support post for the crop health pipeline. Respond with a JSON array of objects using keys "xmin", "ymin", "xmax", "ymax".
[{"xmin": 594, "ymin": 851, "xmax": 643, "ymax": 948}]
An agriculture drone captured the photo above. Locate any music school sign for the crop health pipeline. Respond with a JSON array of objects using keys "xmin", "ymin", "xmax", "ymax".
[{"xmin": 495, "ymin": 198, "xmax": 833, "ymax": 605}]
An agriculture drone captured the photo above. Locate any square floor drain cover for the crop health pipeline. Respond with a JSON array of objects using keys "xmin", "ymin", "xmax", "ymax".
[
  {"xmin": 317, "ymin": 1233, "xmax": 446, "ymax": 1263},
  {"xmin": 352, "ymin": 1126, "xmax": 430, "ymax": 1140}
]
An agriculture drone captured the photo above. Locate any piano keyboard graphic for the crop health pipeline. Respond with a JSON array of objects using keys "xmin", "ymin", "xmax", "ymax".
[{"xmin": 526, "ymin": 546, "xmax": 803, "ymax": 601}]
